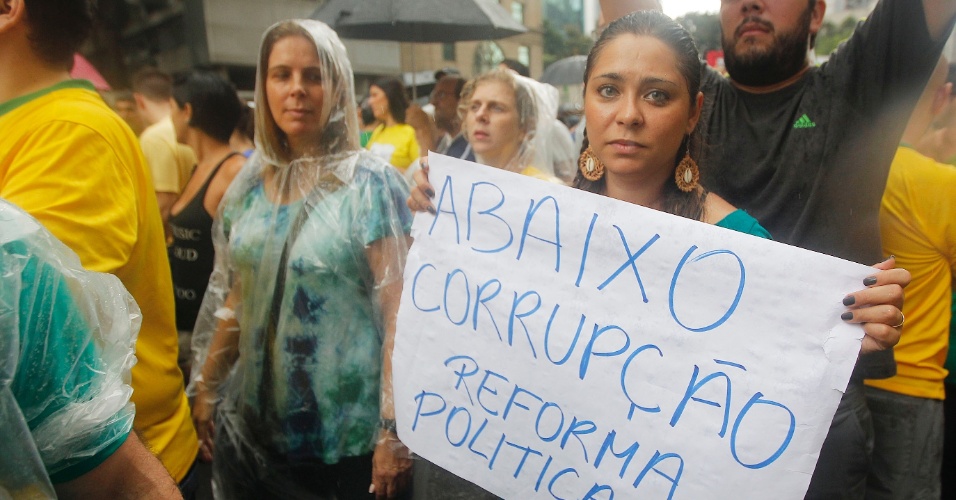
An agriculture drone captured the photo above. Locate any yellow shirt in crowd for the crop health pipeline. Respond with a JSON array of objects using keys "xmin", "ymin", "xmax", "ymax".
[
  {"xmin": 140, "ymin": 116, "xmax": 196, "ymax": 194},
  {"xmin": 866, "ymin": 146, "xmax": 956, "ymax": 400},
  {"xmin": 367, "ymin": 123, "xmax": 420, "ymax": 172},
  {"xmin": 0, "ymin": 80, "xmax": 199, "ymax": 481}
]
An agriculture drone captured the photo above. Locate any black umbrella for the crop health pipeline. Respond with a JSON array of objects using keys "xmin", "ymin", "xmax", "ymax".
[
  {"xmin": 312, "ymin": 0, "xmax": 527, "ymax": 96},
  {"xmin": 540, "ymin": 55, "xmax": 587, "ymax": 87}
]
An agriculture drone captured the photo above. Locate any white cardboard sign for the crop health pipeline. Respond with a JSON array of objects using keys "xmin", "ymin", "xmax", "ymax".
[{"xmin": 393, "ymin": 153, "xmax": 869, "ymax": 499}]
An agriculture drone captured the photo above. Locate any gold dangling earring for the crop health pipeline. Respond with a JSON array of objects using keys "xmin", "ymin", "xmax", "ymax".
[
  {"xmin": 674, "ymin": 149, "xmax": 700, "ymax": 192},
  {"xmin": 578, "ymin": 146, "xmax": 605, "ymax": 181}
]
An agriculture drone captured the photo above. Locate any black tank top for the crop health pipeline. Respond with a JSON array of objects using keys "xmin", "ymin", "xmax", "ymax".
[{"xmin": 168, "ymin": 152, "xmax": 240, "ymax": 331}]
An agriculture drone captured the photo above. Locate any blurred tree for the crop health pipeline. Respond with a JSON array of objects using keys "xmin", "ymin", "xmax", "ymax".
[
  {"xmin": 543, "ymin": 20, "xmax": 593, "ymax": 67},
  {"xmin": 544, "ymin": 0, "xmax": 582, "ymax": 30},
  {"xmin": 542, "ymin": 0, "xmax": 592, "ymax": 68},
  {"xmin": 675, "ymin": 12, "xmax": 721, "ymax": 55},
  {"xmin": 815, "ymin": 17, "xmax": 861, "ymax": 57}
]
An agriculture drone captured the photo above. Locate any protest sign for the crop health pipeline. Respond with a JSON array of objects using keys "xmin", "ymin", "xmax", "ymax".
[{"xmin": 393, "ymin": 152, "xmax": 870, "ymax": 499}]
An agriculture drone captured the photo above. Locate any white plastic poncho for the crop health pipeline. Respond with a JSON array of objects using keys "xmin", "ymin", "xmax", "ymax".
[
  {"xmin": 460, "ymin": 70, "xmax": 576, "ymax": 182},
  {"xmin": 189, "ymin": 19, "xmax": 412, "ymax": 497},
  {"xmin": 0, "ymin": 199, "xmax": 139, "ymax": 498}
]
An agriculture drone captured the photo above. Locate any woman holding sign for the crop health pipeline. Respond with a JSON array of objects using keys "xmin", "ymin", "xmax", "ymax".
[
  {"xmin": 571, "ymin": 12, "xmax": 770, "ymax": 237},
  {"xmin": 569, "ymin": 11, "xmax": 905, "ymax": 352},
  {"xmin": 410, "ymin": 10, "xmax": 905, "ymax": 353},
  {"xmin": 408, "ymin": 11, "xmax": 907, "ymax": 497},
  {"xmin": 190, "ymin": 19, "xmax": 413, "ymax": 498}
]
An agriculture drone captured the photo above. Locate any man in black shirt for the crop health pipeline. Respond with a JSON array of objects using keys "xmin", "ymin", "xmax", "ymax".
[{"xmin": 695, "ymin": 0, "xmax": 956, "ymax": 498}]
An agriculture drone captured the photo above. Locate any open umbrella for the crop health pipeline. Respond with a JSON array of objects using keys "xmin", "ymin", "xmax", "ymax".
[
  {"xmin": 71, "ymin": 53, "xmax": 111, "ymax": 91},
  {"xmin": 540, "ymin": 55, "xmax": 587, "ymax": 87},
  {"xmin": 311, "ymin": 0, "xmax": 527, "ymax": 97}
]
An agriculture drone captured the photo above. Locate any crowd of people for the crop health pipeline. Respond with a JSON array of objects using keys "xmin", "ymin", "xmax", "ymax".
[{"xmin": 0, "ymin": 0, "xmax": 953, "ymax": 499}]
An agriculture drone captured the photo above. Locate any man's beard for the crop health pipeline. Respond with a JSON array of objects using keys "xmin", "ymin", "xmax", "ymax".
[{"xmin": 722, "ymin": 8, "xmax": 812, "ymax": 87}]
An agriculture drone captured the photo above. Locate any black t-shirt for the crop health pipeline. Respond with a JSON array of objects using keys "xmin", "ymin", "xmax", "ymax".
[{"xmin": 697, "ymin": 0, "xmax": 952, "ymax": 379}]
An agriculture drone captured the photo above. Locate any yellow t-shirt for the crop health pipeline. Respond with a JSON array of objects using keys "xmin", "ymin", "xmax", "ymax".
[
  {"xmin": 865, "ymin": 146, "xmax": 956, "ymax": 400},
  {"xmin": 0, "ymin": 80, "xmax": 198, "ymax": 481},
  {"xmin": 366, "ymin": 123, "xmax": 420, "ymax": 172},
  {"xmin": 520, "ymin": 165, "xmax": 564, "ymax": 184},
  {"xmin": 140, "ymin": 116, "xmax": 196, "ymax": 194}
]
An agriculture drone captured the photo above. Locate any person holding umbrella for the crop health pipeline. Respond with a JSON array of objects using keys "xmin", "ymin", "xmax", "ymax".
[{"xmin": 190, "ymin": 19, "xmax": 413, "ymax": 499}]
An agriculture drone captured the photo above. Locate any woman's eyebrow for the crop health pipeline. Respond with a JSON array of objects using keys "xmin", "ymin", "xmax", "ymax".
[
  {"xmin": 591, "ymin": 72, "xmax": 680, "ymax": 88},
  {"xmin": 592, "ymin": 72, "xmax": 624, "ymax": 82},
  {"xmin": 641, "ymin": 76, "xmax": 679, "ymax": 87}
]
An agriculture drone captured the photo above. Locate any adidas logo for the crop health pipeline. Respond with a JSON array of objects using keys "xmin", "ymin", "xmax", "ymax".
[{"xmin": 793, "ymin": 114, "xmax": 816, "ymax": 129}]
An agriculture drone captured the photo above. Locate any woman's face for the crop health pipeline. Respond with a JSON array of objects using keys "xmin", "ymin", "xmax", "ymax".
[
  {"xmin": 464, "ymin": 79, "xmax": 524, "ymax": 169},
  {"xmin": 265, "ymin": 35, "xmax": 325, "ymax": 155},
  {"xmin": 368, "ymin": 85, "xmax": 389, "ymax": 121},
  {"xmin": 584, "ymin": 34, "xmax": 701, "ymax": 185}
]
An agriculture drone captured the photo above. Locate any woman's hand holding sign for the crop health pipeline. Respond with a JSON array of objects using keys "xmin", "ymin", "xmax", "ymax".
[{"xmin": 841, "ymin": 256, "xmax": 910, "ymax": 354}]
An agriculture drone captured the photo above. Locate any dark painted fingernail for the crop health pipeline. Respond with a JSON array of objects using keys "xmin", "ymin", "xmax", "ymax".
[
  {"xmin": 427, "ymin": 206, "xmax": 437, "ymax": 215},
  {"xmin": 843, "ymin": 295, "xmax": 855, "ymax": 306},
  {"xmin": 841, "ymin": 311, "xmax": 853, "ymax": 321},
  {"xmin": 425, "ymin": 188, "xmax": 435, "ymax": 198},
  {"xmin": 863, "ymin": 276, "xmax": 877, "ymax": 286}
]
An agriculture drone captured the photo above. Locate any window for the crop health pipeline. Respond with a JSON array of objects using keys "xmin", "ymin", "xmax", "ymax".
[
  {"xmin": 518, "ymin": 46, "xmax": 530, "ymax": 67},
  {"xmin": 442, "ymin": 43, "xmax": 456, "ymax": 61},
  {"xmin": 511, "ymin": 1, "xmax": 524, "ymax": 24}
]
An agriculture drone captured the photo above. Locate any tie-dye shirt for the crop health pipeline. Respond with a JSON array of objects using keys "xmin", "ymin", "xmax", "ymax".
[{"xmin": 223, "ymin": 155, "xmax": 411, "ymax": 463}]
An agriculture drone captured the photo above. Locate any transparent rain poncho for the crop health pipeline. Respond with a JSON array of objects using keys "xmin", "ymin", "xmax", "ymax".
[
  {"xmin": 0, "ymin": 199, "xmax": 139, "ymax": 498},
  {"xmin": 188, "ymin": 19, "xmax": 412, "ymax": 497},
  {"xmin": 460, "ymin": 69, "xmax": 576, "ymax": 182}
]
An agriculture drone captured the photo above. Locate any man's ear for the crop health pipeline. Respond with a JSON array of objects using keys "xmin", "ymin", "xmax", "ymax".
[
  {"xmin": 808, "ymin": 0, "xmax": 827, "ymax": 38},
  {"xmin": 0, "ymin": 0, "xmax": 25, "ymax": 35},
  {"xmin": 133, "ymin": 93, "xmax": 148, "ymax": 111}
]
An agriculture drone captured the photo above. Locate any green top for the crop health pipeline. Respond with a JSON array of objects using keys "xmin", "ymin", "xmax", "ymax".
[
  {"xmin": 359, "ymin": 130, "xmax": 374, "ymax": 149},
  {"xmin": 2, "ymin": 202, "xmax": 132, "ymax": 485},
  {"xmin": 715, "ymin": 209, "xmax": 773, "ymax": 239}
]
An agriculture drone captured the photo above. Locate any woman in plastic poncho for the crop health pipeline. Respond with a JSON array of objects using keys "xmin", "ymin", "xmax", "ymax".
[
  {"xmin": 456, "ymin": 68, "xmax": 572, "ymax": 184},
  {"xmin": 190, "ymin": 19, "xmax": 413, "ymax": 499}
]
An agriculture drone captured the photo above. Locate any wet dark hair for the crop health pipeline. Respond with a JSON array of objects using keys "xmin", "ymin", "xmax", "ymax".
[
  {"xmin": 359, "ymin": 100, "xmax": 376, "ymax": 127},
  {"xmin": 574, "ymin": 10, "xmax": 707, "ymax": 222},
  {"xmin": 371, "ymin": 77, "xmax": 409, "ymax": 124},
  {"xmin": 235, "ymin": 102, "xmax": 254, "ymax": 144},
  {"xmin": 23, "ymin": 0, "xmax": 94, "ymax": 69},
  {"xmin": 173, "ymin": 71, "xmax": 242, "ymax": 144}
]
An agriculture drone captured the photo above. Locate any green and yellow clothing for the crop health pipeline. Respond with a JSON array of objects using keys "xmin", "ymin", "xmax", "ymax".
[
  {"xmin": 0, "ymin": 80, "xmax": 199, "ymax": 481},
  {"xmin": 366, "ymin": 123, "xmax": 420, "ymax": 172},
  {"xmin": 866, "ymin": 146, "xmax": 956, "ymax": 400}
]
